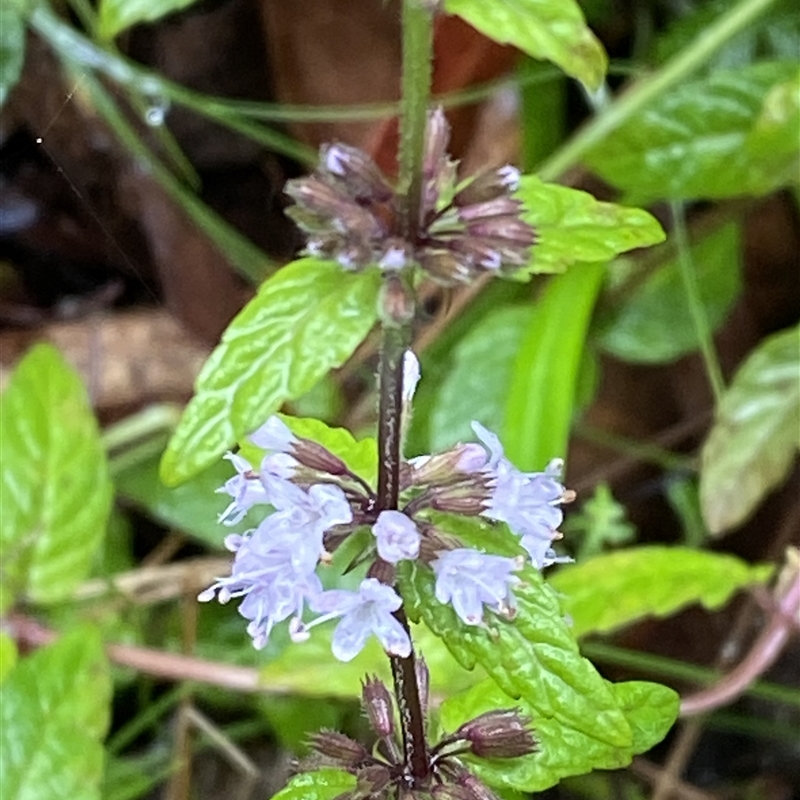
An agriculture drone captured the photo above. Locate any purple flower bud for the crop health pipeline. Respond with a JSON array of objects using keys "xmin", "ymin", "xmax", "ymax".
[
  {"xmin": 354, "ymin": 764, "xmax": 393, "ymax": 796},
  {"xmin": 308, "ymin": 730, "xmax": 370, "ymax": 766},
  {"xmin": 372, "ymin": 510, "xmax": 421, "ymax": 563},
  {"xmin": 453, "ymin": 165, "xmax": 521, "ymax": 207},
  {"xmin": 320, "ymin": 143, "xmax": 394, "ymax": 203},
  {"xmin": 456, "ymin": 709, "xmax": 537, "ymax": 758},
  {"xmin": 415, "ymin": 656, "xmax": 430, "ymax": 721},
  {"xmin": 361, "ymin": 676, "xmax": 395, "ymax": 738},
  {"xmin": 292, "ymin": 439, "xmax": 348, "ymax": 476}
]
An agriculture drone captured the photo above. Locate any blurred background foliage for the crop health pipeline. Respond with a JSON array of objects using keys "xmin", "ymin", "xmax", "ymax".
[{"xmin": 0, "ymin": 0, "xmax": 798, "ymax": 798}]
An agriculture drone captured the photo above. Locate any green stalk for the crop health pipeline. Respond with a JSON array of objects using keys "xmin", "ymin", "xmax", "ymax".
[
  {"xmin": 670, "ymin": 201, "xmax": 726, "ymax": 404},
  {"xmin": 538, "ymin": 0, "xmax": 779, "ymax": 181}
]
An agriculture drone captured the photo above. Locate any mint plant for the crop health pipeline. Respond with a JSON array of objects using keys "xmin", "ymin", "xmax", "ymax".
[{"xmin": 2, "ymin": 0, "xmax": 798, "ymax": 798}]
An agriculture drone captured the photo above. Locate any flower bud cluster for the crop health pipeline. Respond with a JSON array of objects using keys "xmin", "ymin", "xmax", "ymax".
[
  {"xmin": 299, "ymin": 671, "xmax": 533, "ymax": 800},
  {"xmin": 285, "ymin": 108, "xmax": 535, "ymax": 285}
]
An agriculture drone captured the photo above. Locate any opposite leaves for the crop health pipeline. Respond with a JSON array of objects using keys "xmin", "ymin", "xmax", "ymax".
[
  {"xmin": 0, "ymin": 344, "xmax": 113, "ymax": 610},
  {"xmin": 160, "ymin": 259, "xmax": 381, "ymax": 485},
  {"xmin": 700, "ymin": 324, "xmax": 800, "ymax": 535}
]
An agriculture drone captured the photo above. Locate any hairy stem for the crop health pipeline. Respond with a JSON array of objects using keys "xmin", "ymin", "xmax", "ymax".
[{"xmin": 375, "ymin": 2, "xmax": 435, "ymax": 784}]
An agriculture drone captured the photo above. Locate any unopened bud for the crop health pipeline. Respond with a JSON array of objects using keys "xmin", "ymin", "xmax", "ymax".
[
  {"xmin": 454, "ymin": 165, "xmax": 520, "ymax": 207},
  {"xmin": 418, "ymin": 249, "xmax": 472, "ymax": 285},
  {"xmin": 457, "ymin": 709, "xmax": 537, "ymax": 759},
  {"xmin": 353, "ymin": 764, "xmax": 393, "ymax": 797},
  {"xmin": 417, "ymin": 525, "xmax": 460, "ymax": 564},
  {"xmin": 415, "ymin": 656, "xmax": 430, "ymax": 721},
  {"xmin": 410, "ymin": 445, "xmax": 488, "ymax": 486},
  {"xmin": 308, "ymin": 730, "xmax": 369, "ymax": 766},
  {"xmin": 292, "ymin": 438, "xmax": 348, "ymax": 476},
  {"xmin": 320, "ymin": 142, "xmax": 394, "ymax": 203},
  {"xmin": 366, "ymin": 558, "xmax": 396, "ymax": 586},
  {"xmin": 361, "ymin": 676, "xmax": 395, "ymax": 738}
]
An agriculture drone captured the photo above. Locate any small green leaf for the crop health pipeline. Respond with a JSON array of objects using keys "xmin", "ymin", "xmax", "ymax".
[
  {"xmin": 444, "ymin": 0, "xmax": 607, "ymax": 90},
  {"xmin": 98, "ymin": 0, "xmax": 202, "ymax": 40},
  {"xmin": 504, "ymin": 262, "xmax": 605, "ymax": 471},
  {"xmin": 0, "ymin": 344, "xmax": 113, "ymax": 608},
  {"xmin": 583, "ymin": 61, "xmax": 800, "ymax": 203},
  {"xmin": 160, "ymin": 260, "xmax": 381, "ymax": 486},
  {"xmin": 0, "ymin": 627, "xmax": 111, "ymax": 800},
  {"xmin": 700, "ymin": 324, "xmax": 800, "ymax": 535},
  {"xmin": 429, "ymin": 305, "xmax": 530, "ymax": 451},
  {"xmin": 440, "ymin": 678, "xmax": 678, "ymax": 793},
  {"xmin": 597, "ymin": 222, "xmax": 742, "ymax": 364},
  {"xmin": 270, "ymin": 769, "xmax": 356, "ymax": 800},
  {"xmin": 401, "ymin": 561, "xmax": 632, "ymax": 748},
  {"xmin": 516, "ymin": 176, "xmax": 666, "ymax": 277},
  {"xmin": 0, "ymin": 631, "xmax": 17, "ymax": 685},
  {"xmin": 550, "ymin": 546, "xmax": 773, "ymax": 638},
  {"xmin": 0, "ymin": 2, "xmax": 25, "ymax": 109},
  {"xmin": 564, "ymin": 482, "xmax": 636, "ymax": 560}
]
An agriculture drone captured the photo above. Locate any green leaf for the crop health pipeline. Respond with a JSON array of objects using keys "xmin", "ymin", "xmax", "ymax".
[
  {"xmin": 440, "ymin": 678, "xmax": 678, "ymax": 793},
  {"xmin": 597, "ymin": 222, "xmax": 742, "ymax": 364},
  {"xmin": 444, "ymin": 0, "xmax": 607, "ymax": 90},
  {"xmin": 429, "ymin": 305, "xmax": 530, "ymax": 451},
  {"xmin": 0, "ymin": 344, "xmax": 113, "ymax": 608},
  {"xmin": 401, "ymin": 561, "xmax": 632, "ymax": 748},
  {"xmin": 504, "ymin": 262, "xmax": 605, "ymax": 470},
  {"xmin": 0, "ymin": 627, "xmax": 111, "ymax": 800},
  {"xmin": 700, "ymin": 324, "xmax": 800, "ymax": 535},
  {"xmin": 0, "ymin": 2, "xmax": 25, "ymax": 109},
  {"xmin": 563, "ymin": 482, "xmax": 636, "ymax": 560},
  {"xmin": 550, "ymin": 546, "xmax": 773, "ymax": 638},
  {"xmin": 516, "ymin": 176, "xmax": 666, "ymax": 277},
  {"xmin": 583, "ymin": 61, "xmax": 800, "ymax": 203},
  {"xmin": 116, "ymin": 453, "xmax": 231, "ymax": 548},
  {"xmin": 269, "ymin": 769, "xmax": 356, "ymax": 800},
  {"xmin": 98, "ymin": 0, "xmax": 203, "ymax": 40},
  {"xmin": 160, "ymin": 260, "xmax": 381, "ymax": 486}
]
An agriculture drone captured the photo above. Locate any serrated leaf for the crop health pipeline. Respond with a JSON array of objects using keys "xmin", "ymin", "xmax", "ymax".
[
  {"xmin": 504, "ymin": 262, "xmax": 605, "ymax": 471},
  {"xmin": 0, "ymin": 344, "xmax": 113, "ymax": 608},
  {"xmin": 550, "ymin": 546, "xmax": 773, "ymax": 638},
  {"xmin": 564, "ymin": 482, "xmax": 636, "ymax": 560},
  {"xmin": 97, "ymin": 0, "xmax": 202, "ymax": 40},
  {"xmin": 270, "ymin": 769, "xmax": 356, "ymax": 800},
  {"xmin": 401, "ymin": 561, "xmax": 632, "ymax": 748},
  {"xmin": 597, "ymin": 222, "xmax": 742, "ymax": 364},
  {"xmin": 429, "ymin": 305, "xmax": 530, "ymax": 451},
  {"xmin": 160, "ymin": 260, "xmax": 381, "ymax": 486},
  {"xmin": 700, "ymin": 324, "xmax": 800, "ymax": 535},
  {"xmin": 0, "ymin": 627, "xmax": 111, "ymax": 800},
  {"xmin": 583, "ymin": 61, "xmax": 800, "ymax": 203},
  {"xmin": 440, "ymin": 678, "xmax": 678, "ymax": 793},
  {"xmin": 0, "ymin": 2, "xmax": 25, "ymax": 109},
  {"xmin": 444, "ymin": 0, "xmax": 607, "ymax": 90},
  {"xmin": 516, "ymin": 176, "xmax": 666, "ymax": 276}
]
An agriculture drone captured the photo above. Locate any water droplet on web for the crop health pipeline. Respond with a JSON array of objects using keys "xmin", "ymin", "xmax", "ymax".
[{"xmin": 144, "ymin": 97, "xmax": 170, "ymax": 127}]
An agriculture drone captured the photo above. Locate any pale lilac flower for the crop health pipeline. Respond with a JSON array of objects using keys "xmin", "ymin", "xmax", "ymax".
[
  {"xmin": 372, "ymin": 510, "xmax": 421, "ymax": 563},
  {"xmin": 198, "ymin": 533, "xmax": 323, "ymax": 650},
  {"xmin": 432, "ymin": 548, "xmax": 520, "ymax": 625},
  {"xmin": 293, "ymin": 578, "xmax": 411, "ymax": 662},
  {"xmin": 471, "ymin": 421, "xmax": 566, "ymax": 567},
  {"xmin": 217, "ymin": 452, "xmax": 270, "ymax": 525},
  {"xmin": 250, "ymin": 415, "xmax": 296, "ymax": 452}
]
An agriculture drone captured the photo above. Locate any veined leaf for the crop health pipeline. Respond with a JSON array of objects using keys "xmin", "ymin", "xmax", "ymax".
[
  {"xmin": 700, "ymin": 324, "xmax": 800, "ymax": 534},
  {"xmin": 98, "ymin": 0, "xmax": 202, "ymax": 40},
  {"xmin": 516, "ymin": 176, "xmax": 666, "ymax": 276},
  {"xmin": 444, "ymin": 0, "xmax": 607, "ymax": 90},
  {"xmin": 550, "ymin": 546, "xmax": 773, "ymax": 638},
  {"xmin": 269, "ymin": 769, "xmax": 356, "ymax": 800},
  {"xmin": 504, "ymin": 262, "xmax": 605, "ymax": 471},
  {"xmin": 583, "ymin": 61, "xmax": 800, "ymax": 203},
  {"xmin": 160, "ymin": 260, "xmax": 380, "ymax": 486},
  {"xmin": 401, "ymin": 561, "xmax": 632, "ymax": 748},
  {"xmin": 598, "ymin": 222, "xmax": 742, "ymax": 364},
  {"xmin": 0, "ymin": 1, "xmax": 25, "ymax": 109},
  {"xmin": 440, "ymin": 678, "xmax": 678, "ymax": 793},
  {"xmin": 0, "ymin": 344, "xmax": 113, "ymax": 609},
  {"xmin": 0, "ymin": 627, "xmax": 111, "ymax": 800}
]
